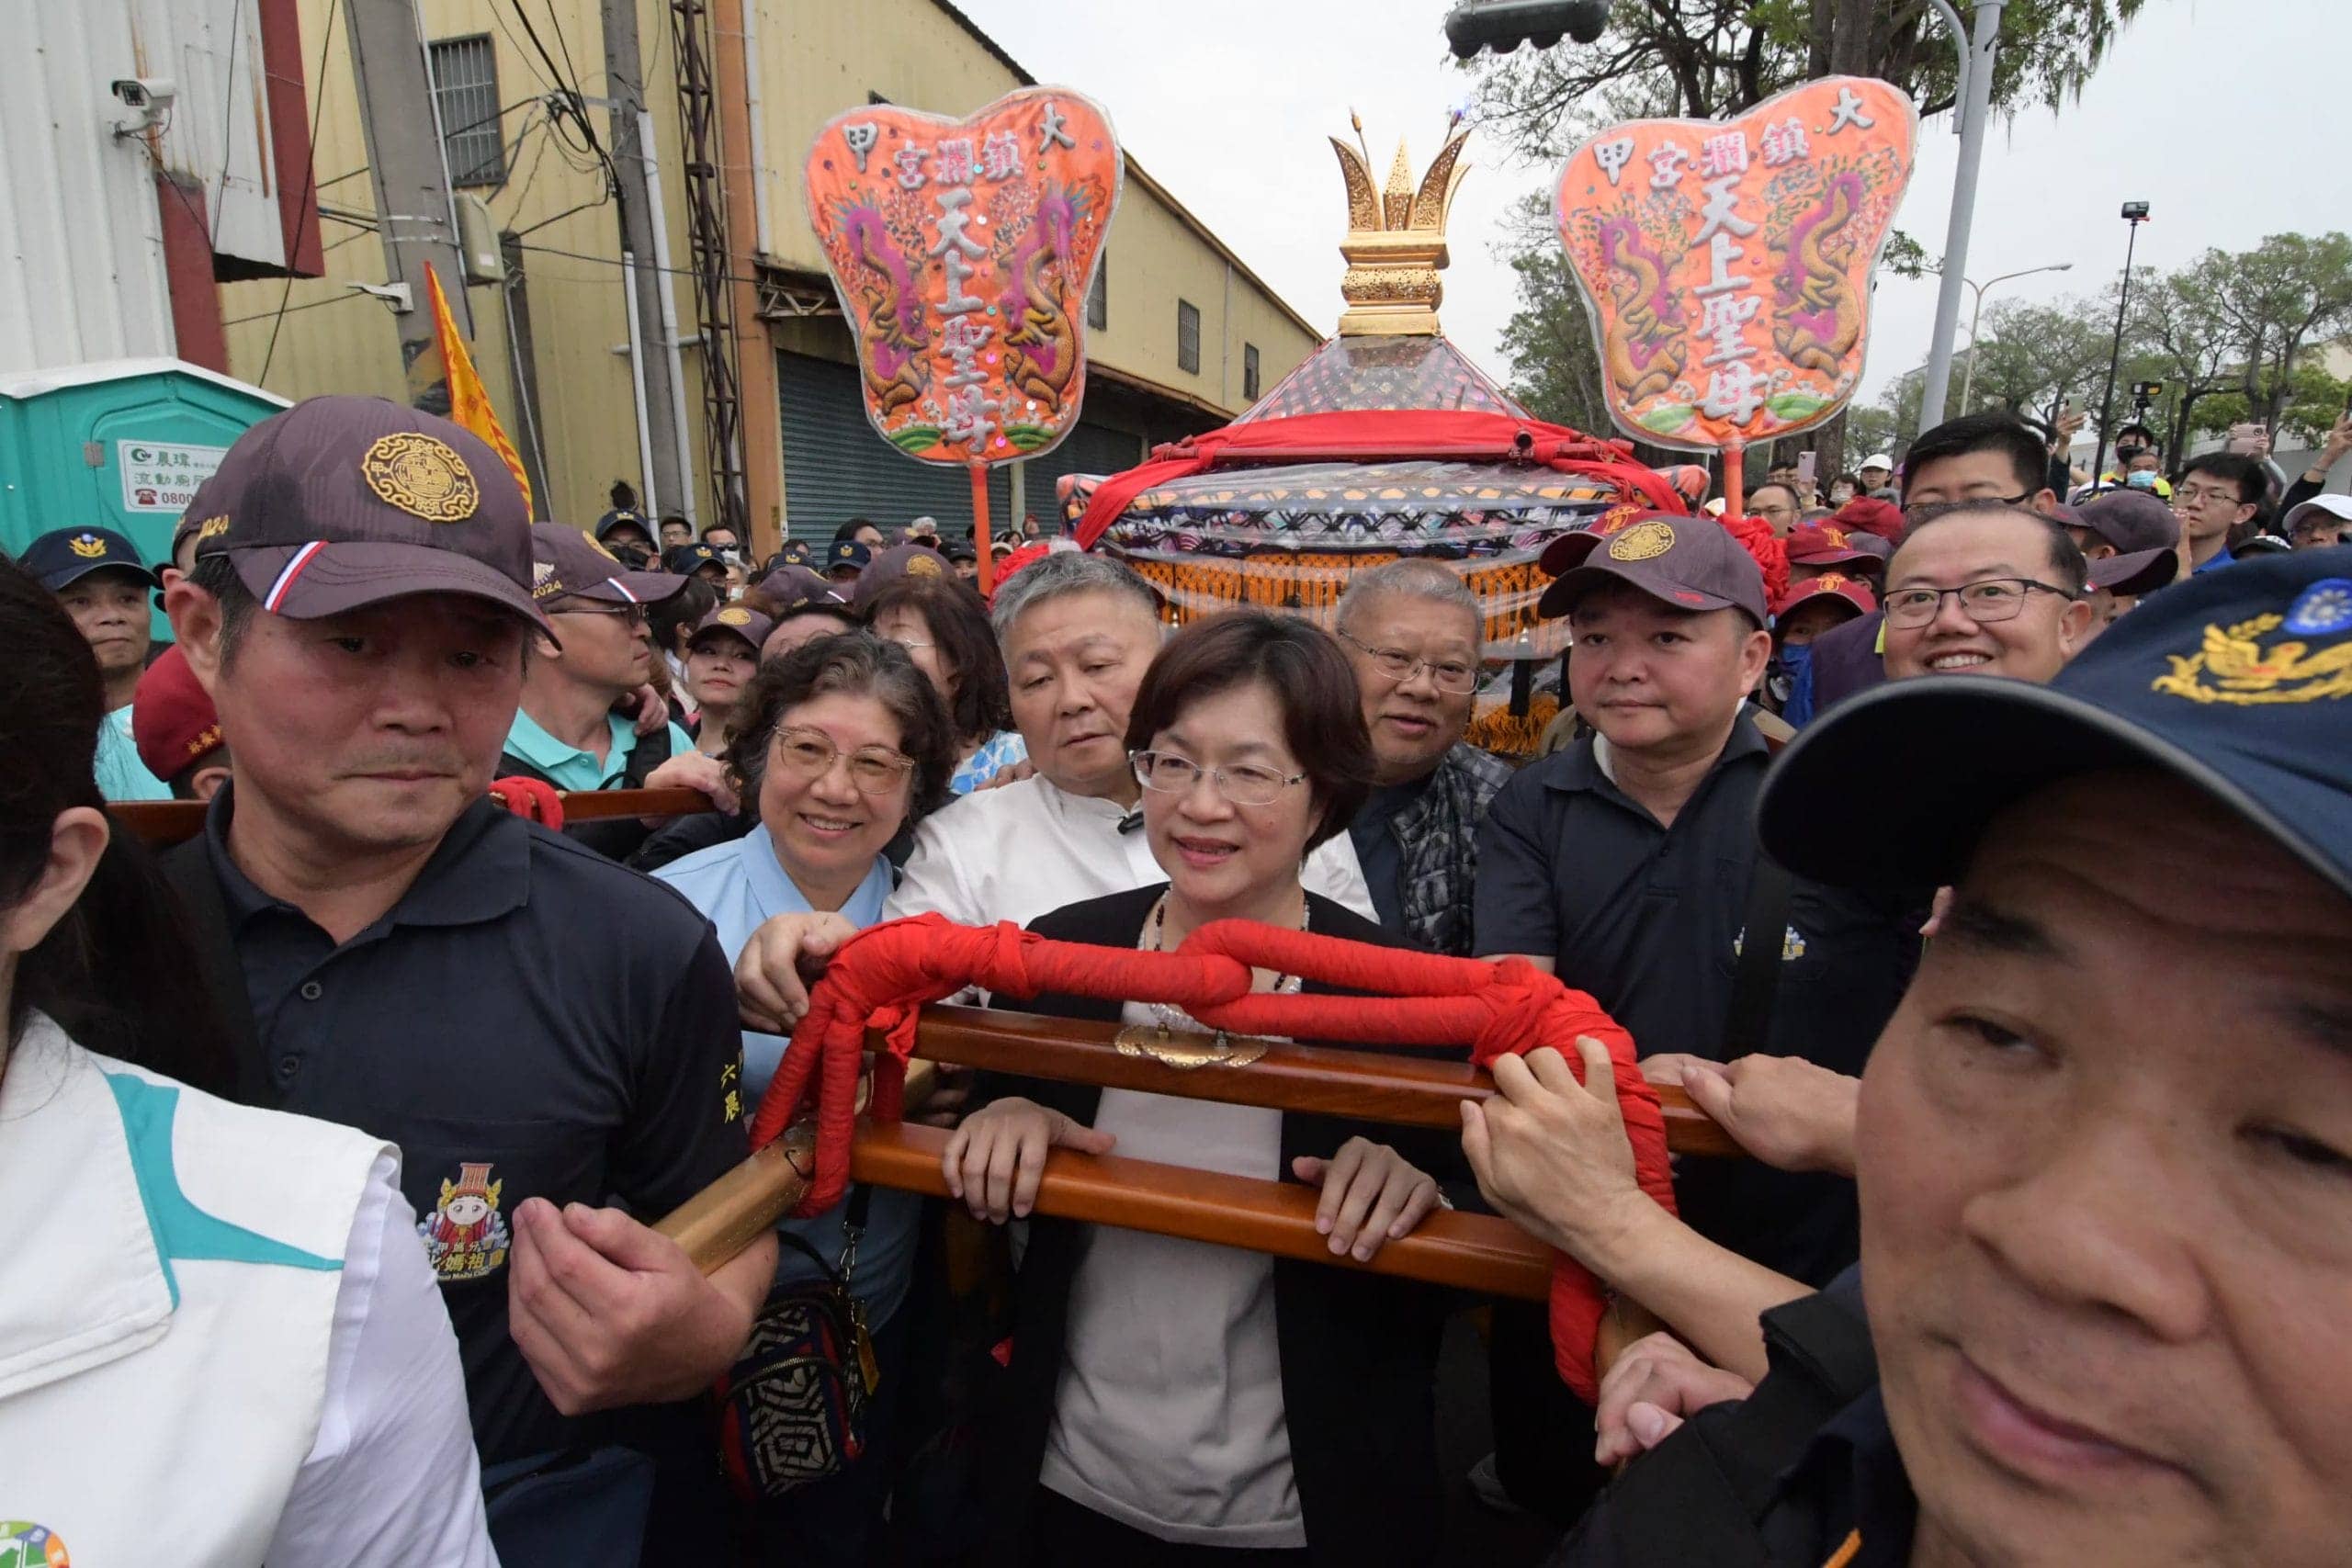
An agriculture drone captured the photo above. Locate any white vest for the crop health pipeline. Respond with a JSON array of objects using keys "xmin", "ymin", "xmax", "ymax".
[{"xmin": 0, "ymin": 1015, "xmax": 388, "ymax": 1565}]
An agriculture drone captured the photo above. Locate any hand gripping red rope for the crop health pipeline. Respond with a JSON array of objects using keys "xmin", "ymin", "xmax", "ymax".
[{"xmin": 746, "ymin": 911, "xmax": 1676, "ymax": 1399}]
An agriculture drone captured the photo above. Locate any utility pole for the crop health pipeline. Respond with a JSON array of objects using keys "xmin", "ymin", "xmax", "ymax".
[
  {"xmin": 1917, "ymin": 0, "xmax": 2005, "ymax": 434},
  {"xmin": 604, "ymin": 0, "xmax": 694, "ymax": 520},
  {"xmin": 342, "ymin": 0, "xmax": 474, "ymax": 410}
]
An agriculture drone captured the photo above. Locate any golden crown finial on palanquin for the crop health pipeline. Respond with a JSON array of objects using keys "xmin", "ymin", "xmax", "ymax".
[{"xmin": 1327, "ymin": 117, "xmax": 1473, "ymax": 336}]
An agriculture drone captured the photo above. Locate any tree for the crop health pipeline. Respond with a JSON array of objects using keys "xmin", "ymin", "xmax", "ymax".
[
  {"xmin": 1498, "ymin": 240, "xmax": 1614, "ymax": 436},
  {"xmin": 1962, "ymin": 297, "xmax": 2112, "ymax": 422},
  {"xmin": 2201, "ymin": 233, "xmax": 2352, "ymax": 426},
  {"xmin": 2125, "ymin": 266, "xmax": 2242, "ymax": 465},
  {"xmin": 1462, "ymin": 0, "xmax": 2157, "ymax": 161}
]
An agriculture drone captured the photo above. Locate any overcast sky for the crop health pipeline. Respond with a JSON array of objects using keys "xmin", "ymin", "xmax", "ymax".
[{"xmin": 956, "ymin": 0, "xmax": 2349, "ymax": 410}]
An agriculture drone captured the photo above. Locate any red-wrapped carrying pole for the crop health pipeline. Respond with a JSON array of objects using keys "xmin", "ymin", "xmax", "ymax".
[{"xmin": 748, "ymin": 911, "xmax": 1676, "ymax": 1402}]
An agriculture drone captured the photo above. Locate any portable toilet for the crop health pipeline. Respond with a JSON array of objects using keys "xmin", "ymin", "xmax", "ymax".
[{"xmin": 0, "ymin": 359, "xmax": 288, "ymax": 634}]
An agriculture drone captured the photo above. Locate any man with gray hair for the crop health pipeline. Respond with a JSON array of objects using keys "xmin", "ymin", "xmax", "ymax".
[
  {"xmin": 1333, "ymin": 559, "xmax": 1513, "ymax": 955},
  {"xmin": 733, "ymin": 553, "xmax": 1374, "ymax": 1029}
]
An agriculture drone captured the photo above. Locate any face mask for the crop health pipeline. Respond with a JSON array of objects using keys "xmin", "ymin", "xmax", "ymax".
[
  {"xmin": 1774, "ymin": 641, "xmax": 1816, "ymax": 723},
  {"xmin": 2126, "ymin": 470, "xmax": 2158, "ymax": 491}
]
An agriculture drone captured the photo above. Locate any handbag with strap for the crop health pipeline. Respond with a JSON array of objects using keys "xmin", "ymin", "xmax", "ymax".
[{"xmin": 715, "ymin": 1187, "xmax": 878, "ymax": 1499}]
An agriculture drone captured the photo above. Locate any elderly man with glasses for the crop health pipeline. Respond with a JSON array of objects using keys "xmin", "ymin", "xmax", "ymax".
[{"xmin": 1331, "ymin": 560, "xmax": 1514, "ymax": 956}]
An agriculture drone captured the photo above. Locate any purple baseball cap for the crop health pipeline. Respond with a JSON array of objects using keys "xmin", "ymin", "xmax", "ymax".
[
  {"xmin": 531, "ymin": 523, "xmax": 684, "ymax": 610},
  {"xmin": 2074, "ymin": 490, "xmax": 2179, "ymax": 557},
  {"xmin": 187, "ymin": 395, "xmax": 546, "ymax": 629},
  {"xmin": 2087, "ymin": 546, "xmax": 2178, "ymax": 599},
  {"xmin": 686, "ymin": 602, "xmax": 777, "ymax": 655},
  {"xmin": 1537, "ymin": 514, "xmax": 1770, "ymax": 626}
]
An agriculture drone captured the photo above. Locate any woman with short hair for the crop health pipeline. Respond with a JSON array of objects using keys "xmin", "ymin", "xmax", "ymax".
[
  {"xmin": 652, "ymin": 631, "xmax": 957, "ymax": 1565},
  {"xmin": 864, "ymin": 574, "xmax": 1027, "ymax": 793},
  {"xmin": 944, "ymin": 610, "xmax": 1469, "ymax": 1568}
]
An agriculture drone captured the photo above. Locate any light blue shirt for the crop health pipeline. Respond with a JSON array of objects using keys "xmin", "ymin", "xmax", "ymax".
[
  {"xmin": 503, "ymin": 708, "xmax": 694, "ymax": 790},
  {"xmin": 96, "ymin": 704, "xmax": 171, "ymax": 802},
  {"xmin": 654, "ymin": 825, "xmax": 915, "ymax": 1322},
  {"xmin": 950, "ymin": 728, "xmax": 1028, "ymax": 795}
]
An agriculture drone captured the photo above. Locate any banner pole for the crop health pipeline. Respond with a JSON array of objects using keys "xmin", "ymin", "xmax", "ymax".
[
  {"xmin": 1722, "ymin": 440, "xmax": 1747, "ymax": 522},
  {"xmin": 971, "ymin": 463, "xmax": 995, "ymax": 594}
]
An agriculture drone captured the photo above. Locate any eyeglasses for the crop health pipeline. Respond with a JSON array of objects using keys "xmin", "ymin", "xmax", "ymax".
[
  {"xmin": 2172, "ymin": 484, "xmax": 2244, "ymax": 507},
  {"xmin": 1131, "ymin": 750, "xmax": 1306, "ymax": 807},
  {"xmin": 1339, "ymin": 632, "xmax": 1481, "ymax": 694},
  {"xmin": 556, "ymin": 602, "xmax": 648, "ymax": 628},
  {"xmin": 1902, "ymin": 490, "xmax": 2034, "ymax": 517},
  {"xmin": 769, "ymin": 726, "xmax": 915, "ymax": 795},
  {"xmin": 1883, "ymin": 578, "xmax": 2076, "ymax": 629}
]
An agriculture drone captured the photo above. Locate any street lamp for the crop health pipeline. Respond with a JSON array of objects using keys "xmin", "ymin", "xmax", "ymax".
[
  {"xmin": 1958, "ymin": 263, "xmax": 2073, "ymax": 411},
  {"xmin": 2089, "ymin": 201, "xmax": 2153, "ymax": 488}
]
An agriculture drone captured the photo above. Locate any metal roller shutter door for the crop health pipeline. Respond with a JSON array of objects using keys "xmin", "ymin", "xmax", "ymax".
[
  {"xmin": 1019, "ymin": 420, "xmax": 1148, "ymax": 526},
  {"xmin": 777, "ymin": 352, "xmax": 1011, "ymax": 544}
]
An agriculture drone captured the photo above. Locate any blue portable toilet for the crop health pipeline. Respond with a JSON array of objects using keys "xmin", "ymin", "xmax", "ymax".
[{"xmin": 0, "ymin": 358, "xmax": 288, "ymax": 634}]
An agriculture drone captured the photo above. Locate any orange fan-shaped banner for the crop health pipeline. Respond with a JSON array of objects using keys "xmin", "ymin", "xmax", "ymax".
[
  {"xmin": 804, "ymin": 86, "xmax": 1124, "ymax": 470},
  {"xmin": 1554, "ymin": 77, "xmax": 1918, "ymax": 455}
]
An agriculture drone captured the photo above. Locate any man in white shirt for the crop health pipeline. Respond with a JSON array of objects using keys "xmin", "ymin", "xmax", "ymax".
[{"xmin": 735, "ymin": 552, "xmax": 1375, "ymax": 1029}]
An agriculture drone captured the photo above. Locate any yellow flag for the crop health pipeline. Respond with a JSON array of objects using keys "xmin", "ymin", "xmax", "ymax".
[{"xmin": 424, "ymin": 262, "xmax": 533, "ymax": 517}]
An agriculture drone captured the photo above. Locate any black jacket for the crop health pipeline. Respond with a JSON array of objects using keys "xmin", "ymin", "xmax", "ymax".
[{"xmin": 972, "ymin": 885, "xmax": 1472, "ymax": 1568}]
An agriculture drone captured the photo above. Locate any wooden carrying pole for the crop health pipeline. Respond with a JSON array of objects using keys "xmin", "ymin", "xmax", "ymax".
[
  {"xmin": 110, "ymin": 787, "xmax": 717, "ymax": 847},
  {"xmin": 655, "ymin": 1005, "xmax": 1739, "ymax": 1284}
]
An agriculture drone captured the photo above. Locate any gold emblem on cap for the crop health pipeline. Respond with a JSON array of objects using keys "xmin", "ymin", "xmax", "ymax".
[
  {"xmin": 360, "ymin": 433, "xmax": 480, "ymax": 523},
  {"xmin": 2152, "ymin": 613, "xmax": 2352, "ymax": 706},
  {"xmin": 194, "ymin": 514, "xmax": 232, "ymax": 541},
  {"xmin": 531, "ymin": 559, "xmax": 560, "ymax": 599},
  {"xmin": 906, "ymin": 554, "xmax": 944, "ymax": 578},
  {"xmin": 1607, "ymin": 521, "xmax": 1676, "ymax": 562},
  {"xmin": 68, "ymin": 534, "xmax": 107, "ymax": 558},
  {"xmin": 717, "ymin": 606, "xmax": 752, "ymax": 626}
]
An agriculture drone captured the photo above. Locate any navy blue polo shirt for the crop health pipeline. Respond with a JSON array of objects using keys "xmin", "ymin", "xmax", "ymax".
[
  {"xmin": 196, "ymin": 789, "xmax": 749, "ymax": 1465},
  {"xmin": 1473, "ymin": 715, "xmax": 1915, "ymax": 1286}
]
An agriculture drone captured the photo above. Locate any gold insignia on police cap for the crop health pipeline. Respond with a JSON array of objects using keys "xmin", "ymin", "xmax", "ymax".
[
  {"xmin": 69, "ymin": 533, "xmax": 107, "ymax": 558},
  {"xmin": 906, "ymin": 553, "xmax": 944, "ymax": 578},
  {"xmin": 1608, "ymin": 521, "xmax": 1677, "ymax": 562},
  {"xmin": 717, "ymin": 606, "xmax": 752, "ymax": 626},
  {"xmin": 360, "ymin": 432, "xmax": 480, "ymax": 523},
  {"xmin": 2152, "ymin": 610, "xmax": 2352, "ymax": 706}
]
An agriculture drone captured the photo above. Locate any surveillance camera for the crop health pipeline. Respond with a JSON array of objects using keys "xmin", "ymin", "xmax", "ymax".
[
  {"xmin": 108, "ymin": 76, "xmax": 175, "ymax": 135},
  {"xmin": 110, "ymin": 76, "xmax": 175, "ymax": 110}
]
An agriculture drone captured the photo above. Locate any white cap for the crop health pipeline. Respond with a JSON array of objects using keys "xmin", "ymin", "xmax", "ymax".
[
  {"xmin": 1860, "ymin": 453, "xmax": 1894, "ymax": 472},
  {"xmin": 2282, "ymin": 494, "xmax": 2352, "ymax": 534}
]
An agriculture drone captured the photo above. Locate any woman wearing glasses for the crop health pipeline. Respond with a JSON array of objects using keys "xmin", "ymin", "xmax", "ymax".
[
  {"xmin": 652, "ymin": 633, "xmax": 957, "ymax": 1566},
  {"xmin": 942, "ymin": 611, "xmax": 1471, "ymax": 1568},
  {"xmin": 862, "ymin": 573, "xmax": 1029, "ymax": 793}
]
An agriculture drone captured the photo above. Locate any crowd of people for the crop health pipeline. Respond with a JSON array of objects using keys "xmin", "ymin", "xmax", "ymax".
[{"xmin": 6, "ymin": 387, "xmax": 2350, "ymax": 1568}]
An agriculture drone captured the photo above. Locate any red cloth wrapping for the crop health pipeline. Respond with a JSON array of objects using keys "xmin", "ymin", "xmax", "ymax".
[
  {"xmin": 1716, "ymin": 511, "xmax": 1792, "ymax": 610},
  {"xmin": 486, "ymin": 776, "xmax": 564, "ymax": 828},
  {"xmin": 747, "ymin": 911, "xmax": 1676, "ymax": 1401},
  {"xmin": 1071, "ymin": 409, "xmax": 1691, "ymax": 548}
]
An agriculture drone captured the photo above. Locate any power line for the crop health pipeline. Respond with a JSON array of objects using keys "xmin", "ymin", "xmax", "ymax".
[
  {"xmin": 205, "ymin": 0, "xmax": 242, "ymax": 249},
  {"xmin": 258, "ymin": 0, "xmax": 340, "ymax": 382},
  {"xmin": 224, "ymin": 289, "xmax": 367, "ymax": 329}
]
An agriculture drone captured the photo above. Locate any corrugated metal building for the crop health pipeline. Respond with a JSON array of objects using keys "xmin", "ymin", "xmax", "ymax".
[{"xmin": 3, "ymin": 0, "xmax": 321, "ymax": 374}]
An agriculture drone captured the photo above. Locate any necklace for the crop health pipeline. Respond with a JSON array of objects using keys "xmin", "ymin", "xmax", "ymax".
[{"xmin": 1116, "ymin": 893, "xmax": 1307, "ymax": 1070}]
